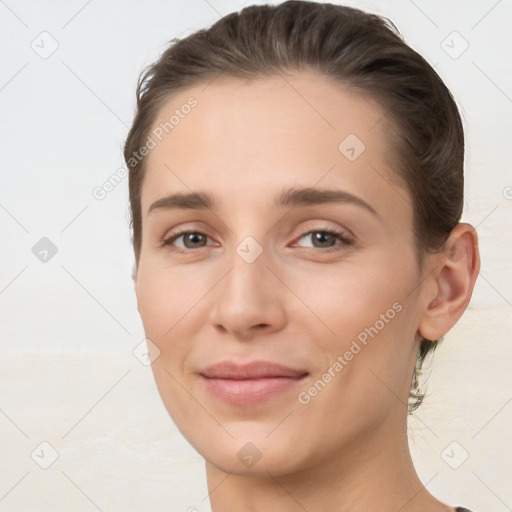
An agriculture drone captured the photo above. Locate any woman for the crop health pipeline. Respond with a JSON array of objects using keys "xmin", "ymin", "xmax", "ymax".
[{"xmin": 124, "ymin": 2, "xmax": 480, "ymax": 510}]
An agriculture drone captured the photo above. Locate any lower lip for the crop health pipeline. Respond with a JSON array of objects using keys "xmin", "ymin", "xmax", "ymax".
[{"xmin": 200, "ymin": 375, "xmax": 308, "ymax": 405}]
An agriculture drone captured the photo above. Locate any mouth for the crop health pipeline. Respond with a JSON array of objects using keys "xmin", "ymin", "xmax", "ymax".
[{"xmin": 199, "ymin": 360, "xmax": 309, "ymax": 405}]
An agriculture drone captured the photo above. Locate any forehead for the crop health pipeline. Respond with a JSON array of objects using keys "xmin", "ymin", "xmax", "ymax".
[{"xmin": 140, "ymin": 71, "xmax": 410, "ymax": 220}]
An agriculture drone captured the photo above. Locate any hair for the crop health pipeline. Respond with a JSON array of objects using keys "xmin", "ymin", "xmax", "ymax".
[{"xmin": 123, "ymin": 0, "xmax": 465, "ymax": 414}]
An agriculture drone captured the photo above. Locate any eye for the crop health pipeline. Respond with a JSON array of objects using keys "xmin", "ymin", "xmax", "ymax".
[
  {"xmin": 293, "ymin": 228, "xmax": 353, "ymax": 252},
  {"xmin": 162, "ymin": 227, "xmax": 353, "ymax": 254},
  {"xmin": 163, "ymin": 230, "xmax": 216, "ymax": 253}
]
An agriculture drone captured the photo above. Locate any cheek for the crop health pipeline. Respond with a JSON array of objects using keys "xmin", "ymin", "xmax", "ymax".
[
  {"xmin": 135, "ymin": 260, "xmax": 217, "ymax": 390},
  {"xmin": 288, "ymin": 255, "xmax": 416, "ymax": 403},
  {"xmin": 135, "ymin": 261, "xmax": 206, "ymax": 339},
  {"xmin": 135, "ymin": 264, "xmax": 193, "ymax": 405},
  {"xmin": 283, "ymin": 255, "xmax": 410, "ymax": 345},
  {"xmin": 135, "ymin": 264, "xmax": 201, "ymax": 426}
]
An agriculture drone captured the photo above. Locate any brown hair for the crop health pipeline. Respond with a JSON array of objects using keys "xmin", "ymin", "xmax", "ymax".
[{"xmin": 123, "ymin": 0, "xmax": 465, "ymax": 414}]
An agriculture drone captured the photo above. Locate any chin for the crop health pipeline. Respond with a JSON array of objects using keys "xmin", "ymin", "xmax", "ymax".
[
  {"xmin": 181, "ymin": 419, "xmax": 315, "ymax": 477},
  {"xmin": 200, "ymin": 440, "xmax": 303, "ymax": 477}
]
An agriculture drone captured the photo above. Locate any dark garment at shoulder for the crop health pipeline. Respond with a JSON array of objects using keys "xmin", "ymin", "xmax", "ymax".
[{"xmin": 456, "ymin": 507, "xmax": 474, "ymax": 512}]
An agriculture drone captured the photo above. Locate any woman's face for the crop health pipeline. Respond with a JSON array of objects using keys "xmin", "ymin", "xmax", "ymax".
[{"xmin": 135, "ymin": 71, "xmax": 430, "ymax": 476}]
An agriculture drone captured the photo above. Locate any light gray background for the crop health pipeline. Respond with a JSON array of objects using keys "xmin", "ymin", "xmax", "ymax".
[{"xmin": 1, "ymin": 0, "xmax": 511, "ymax": 510}]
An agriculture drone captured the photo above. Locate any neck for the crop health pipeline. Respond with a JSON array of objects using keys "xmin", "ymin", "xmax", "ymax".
[{"xmin": 205, "ymin": 405, "xmax": 453, "ymax": 512}]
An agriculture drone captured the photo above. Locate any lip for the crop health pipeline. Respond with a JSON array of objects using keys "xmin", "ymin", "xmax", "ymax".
[{"xmin": 199, "ymin": 361, "xmax": 309, "ymax": 405}]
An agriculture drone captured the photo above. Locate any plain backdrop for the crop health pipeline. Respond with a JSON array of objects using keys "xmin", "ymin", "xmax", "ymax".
[{"xmin": 1, "ymin": 0, "xmax": 511, "ymax": 510}]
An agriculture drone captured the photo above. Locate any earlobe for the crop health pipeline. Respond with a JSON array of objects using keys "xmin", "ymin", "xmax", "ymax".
[{"xmin": 418, "ymin": 223, "xmax": 480, "ymax": 341}]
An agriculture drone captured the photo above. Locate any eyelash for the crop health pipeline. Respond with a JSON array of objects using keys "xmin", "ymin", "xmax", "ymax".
[{"xmin": 162, "ymin": 227, "xmax": 354, "ymax": 254}]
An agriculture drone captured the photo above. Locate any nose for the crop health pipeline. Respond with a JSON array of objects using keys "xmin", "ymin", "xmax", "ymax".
[{"xmin": 208, "ymin": 245, "xmax": 287, "ymax": 340}]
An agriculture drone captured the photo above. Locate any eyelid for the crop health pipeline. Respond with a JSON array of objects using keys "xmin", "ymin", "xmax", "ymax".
[
  {"xmin": 161, "ymin": 221, "xmax": 215, "ymax": 243},
  {"xmin": 290, "ymin": 226, "xmax": 354, "ymax": 250},
  {"xmin": 292, "ymin": 220, "xmax": 355, "ymax": 243}
]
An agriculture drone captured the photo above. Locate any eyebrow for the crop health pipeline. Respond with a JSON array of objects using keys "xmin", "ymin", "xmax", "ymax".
[{"xmin": 147, "ymin": 187, "xmax": 379, "ymax": 218}]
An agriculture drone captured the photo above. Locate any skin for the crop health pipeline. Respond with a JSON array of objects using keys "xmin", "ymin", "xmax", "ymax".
[{"xmin": 133, "ymin": 71, "xmax": 480, "ymax": 512}]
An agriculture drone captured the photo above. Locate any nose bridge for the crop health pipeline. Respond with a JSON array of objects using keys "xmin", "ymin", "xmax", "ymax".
[
  {"xmin": 222, "ymin": 212, "xmax": 271, "ymax": 284},
  {"xmin": 224, "ymin": 235, "xmax": 271, "ymax": 303},
  {"xmin": 209, "ymin": 232, "xmax": 286, "ymax": 336}
]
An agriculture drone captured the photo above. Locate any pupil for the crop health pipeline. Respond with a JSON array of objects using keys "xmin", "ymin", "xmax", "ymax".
[
  {"xmin": 314, "ymin": 232, "xmax": 333, "ymax": 247},
  {"xmin": 182, "ymin": 232, "xmax": 335, "ymax": 249},
  {"xmin": 186, "ymin": 233, "xmax": 203, "ymax": 247}
]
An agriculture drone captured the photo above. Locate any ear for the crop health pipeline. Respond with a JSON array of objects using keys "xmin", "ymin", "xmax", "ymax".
[{"xmin": 418, "ymin": 223, "xmax": 480, "ymax": 341}]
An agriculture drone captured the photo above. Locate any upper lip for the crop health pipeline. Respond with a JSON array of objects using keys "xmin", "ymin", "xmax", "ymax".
[{"xmin": 199, "ymin": 361, "xmax": 309, "ymax": 380}]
